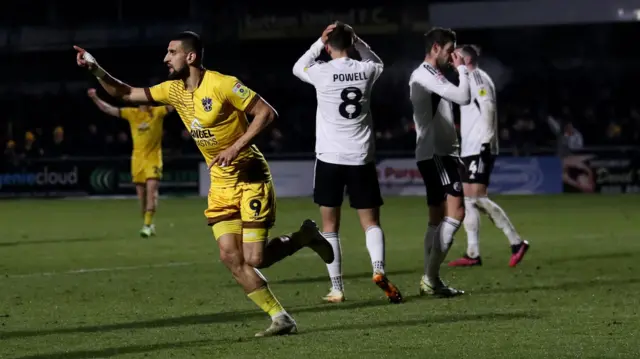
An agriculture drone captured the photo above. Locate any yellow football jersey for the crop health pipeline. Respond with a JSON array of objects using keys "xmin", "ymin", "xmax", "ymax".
[
  {"xmin": 146, "ymin": 70, "xmax": 270, "ymax": 186},
  {"xmin": 119, "ymin": 106, "xmax": 166, "ymax": 162}
]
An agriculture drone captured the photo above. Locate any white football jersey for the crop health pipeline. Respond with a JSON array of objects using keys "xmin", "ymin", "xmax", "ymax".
[
  {"xmin": 460, "ymin": 68, "xmax": 498, "ymax": 157},
  {"xmin": 409, "ymin": 62, "xmax": 471, "ymax": 161},
  {"xmin": 292, "ymin": 38, "xmax": 383, "ymax": 166}
]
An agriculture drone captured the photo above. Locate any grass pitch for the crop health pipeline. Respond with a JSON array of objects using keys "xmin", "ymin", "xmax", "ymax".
[{"xmin": 1, "ymin": 195, "xmax": 639, "ymax": 358}]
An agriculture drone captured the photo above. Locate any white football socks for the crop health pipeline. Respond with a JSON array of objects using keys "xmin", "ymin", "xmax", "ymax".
[
  {"xmin": 365, "ymin": 225, "xmax": 385, "ymax": 274},
  {"xmin": 426, "ymin": 218, "xmax": 460, "ymax": 283},
  {"xmin": 476, "ymin": 197, "xmax": 522, "ymax": 246},
  {"xmin": 323, "ymin": 232, "xmax": 344, "ymax": 292},
  {"xmin": 439, "ymin": 217, "xmax": 461, "ymax": 252},
  {"xmin": 464, "ymin": 197, "xmax": 481, "ymax": 258}
]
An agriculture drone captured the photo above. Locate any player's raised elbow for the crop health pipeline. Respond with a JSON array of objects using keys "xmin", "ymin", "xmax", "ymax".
[
  {"xmin": 248, "ymin": 97, "xmax": 278, "ymax": 125},
  {"xmin": 263, "ymin": 105, "xmax": 277, "ymax": 126},
  {"xmin": 292, "ymin": 62, "xmax": 305, "ymax": 79},
  {"xmin": 456, "ymin": 92, "xmax": 472, "ymax": 106}
]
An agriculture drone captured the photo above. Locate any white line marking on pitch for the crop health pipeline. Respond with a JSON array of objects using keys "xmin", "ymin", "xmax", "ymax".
[
  {"xmin": 3, "ymin": 261, "xmax": 199, "ymax": 279},
  {"xmin": 3, "ymin": 252, "xmax": 321, "ymax": 279}
]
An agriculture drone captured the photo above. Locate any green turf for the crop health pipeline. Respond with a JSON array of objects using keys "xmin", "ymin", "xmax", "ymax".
[{"xmin": 0, "ymin": 195, "xmax": 639, "ymax": 359}]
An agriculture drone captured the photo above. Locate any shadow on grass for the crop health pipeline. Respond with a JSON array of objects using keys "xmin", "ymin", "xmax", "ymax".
[
  {"xmin": 12, "ymin": 311, "xmax": 541, "ymax": 359},
  {"xmin": 0, "ymin": 298, "xmax": 392, "ymax": 340},
  {"xmin": 255, "ymin": 268, "xmax": 417, "ymax": 286}
]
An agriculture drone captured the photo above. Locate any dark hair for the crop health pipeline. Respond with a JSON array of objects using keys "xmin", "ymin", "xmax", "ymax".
[
  {"xmin": 326, "ymin": 22, "xmax": 354, "ymax": 52},
  {"xmin": 173, "ymin": 31, "xmax": 204, "ymax": 65},
  {"xmin": 424, "ymin": 27, "xmax": 457, "ymax": 54},
  {"xmin": 457, "ymin": 44, "xmax": 481, "ymax": 65}
]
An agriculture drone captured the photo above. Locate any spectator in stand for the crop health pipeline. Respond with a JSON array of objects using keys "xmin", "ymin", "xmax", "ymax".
[
  {"xmin": 4, "ymin": 140, "xmax": 20, "ymax": 169},
  {"xmin": 547, "ymin": 116, "xmax": 583, "ymax": 155},
  {"xmin": 48, "ymin": 126, "xmax": 69, "ymax": 158},
  {"xmin": 605, "ymin": 120, "xmax": 622, "ymax": 144},
  {"xmin": 115, "ymin": 131, "xmax": 131, "ymax": 156},
  {"xmin": 83, "ymin": 124, "xmax": 103, "ymax": 156},
  {"xmin": 511, "ymin": 109, "xmax": 537, "ymax": 155},
  {"xmin": 22, "ymin": 131, "xmax": 43, "ymax": 159}
]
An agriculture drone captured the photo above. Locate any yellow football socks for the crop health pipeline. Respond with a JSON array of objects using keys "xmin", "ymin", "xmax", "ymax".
[
  {"xmin": 248, "ymin": 286, "xmax": 286, "ymax": 319},
  {"xmin": 143, "ymin": 211, "xmax": 154, "ymax": 226}
]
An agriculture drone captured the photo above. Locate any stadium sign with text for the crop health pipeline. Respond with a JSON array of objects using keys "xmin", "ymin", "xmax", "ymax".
[
  {"xmin": 238, "ymin": 7, "xmax": 401, "ymax": 39},
  {"xmin": 563, "ymin": 150, "xmax": 640, "ymax": 194},
  {"xmin": 0, "ymin": 157, "xmax": 200, "ymax": 198},
  {"xmin": 376, "ymin": 157, "xmax": 563, "ymax": 196},
  {"xmin": 0, "ymin": 164, "xmax": 83, "ymax": 197},
  {"xmin": 209, "ymin": 156, "xmax": 563, "ymax": 199}
]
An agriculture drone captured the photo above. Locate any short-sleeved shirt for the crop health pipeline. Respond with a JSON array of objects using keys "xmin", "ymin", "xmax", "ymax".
[
  {"xmin": 119, "ymin": 106, "xmax": 166, "ymax": 162},
  {"xmin": 145, "ymin": 70, "xmax": 270, "ymax": 187}
]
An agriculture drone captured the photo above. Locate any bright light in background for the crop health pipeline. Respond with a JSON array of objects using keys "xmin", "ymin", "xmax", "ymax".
[{"xmin": 617, "ymin": 8, "xmax": 640, "ymax": 21}]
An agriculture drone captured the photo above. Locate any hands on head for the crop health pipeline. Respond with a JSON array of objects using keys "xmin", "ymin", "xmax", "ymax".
[{"xmin": 321, "ymin": 22, "xmax": 358, "ymax": 45}]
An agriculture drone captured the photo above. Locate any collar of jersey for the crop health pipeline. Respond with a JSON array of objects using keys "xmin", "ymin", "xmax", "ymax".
[{"xmin": 181, "ymin": 68, "xmax": 207, "ymax": 92}]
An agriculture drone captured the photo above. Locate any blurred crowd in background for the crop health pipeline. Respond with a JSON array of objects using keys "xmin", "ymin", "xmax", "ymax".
[{"xmin": 2, "ymin": 20, "xmax": 637, "ymax": 164}]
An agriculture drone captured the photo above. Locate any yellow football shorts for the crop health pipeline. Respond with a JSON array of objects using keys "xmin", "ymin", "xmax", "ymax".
[
  {"xmin": 207, "ymin": 181, "xmax": 276, "ymax": 243},
  {"xmin": 131, "ymin": 157, "xmax": 162, "ymax": 184}
]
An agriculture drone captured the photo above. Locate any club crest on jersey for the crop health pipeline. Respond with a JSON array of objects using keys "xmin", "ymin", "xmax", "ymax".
[
  {"xmin": 232, "ymin": 82, "xmax": 249, "ymax": 99},
  {"xmin": 202, "ymin": 97, "xmax": 213, "ymax": 112},
  {"xmin": 304, "ymin": 61, "xmax": 323, "ymax": 71},
  {"xmin": 137, "ymin": 122, "xmax": 150, "ymax": 132},
  {"xmin": 478, "ymin": 88, "xmax": 487, "ymax": 97}
]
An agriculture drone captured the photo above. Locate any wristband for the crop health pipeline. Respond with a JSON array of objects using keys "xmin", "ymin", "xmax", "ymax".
[
  {"xmin": 83, "ymin": 52, "xmax": 106, "ymax": 78},
  {"xmin": 91, "ymin": 66, "xmax": 106, "ymax": 79}
]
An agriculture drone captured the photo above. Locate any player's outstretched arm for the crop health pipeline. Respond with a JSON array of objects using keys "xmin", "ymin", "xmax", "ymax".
[
  {"xmin": 87, "ymin": 88, "xmax": 121, "ymax": 118},
  {"xmin": 74, "ymin": 46, "xmax": 152, "ymax": 104}
]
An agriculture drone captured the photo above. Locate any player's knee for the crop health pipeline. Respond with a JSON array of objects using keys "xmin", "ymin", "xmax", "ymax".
[
  {"xmin": 464, "ymin": 196, "xmax": 478, "ymax": 208},
  {"xmin": 217, "ymin": 231, "xmax": 245, "ymax": 274},
  {"xmin": 446, "ymin": 194, "xmax": 465, "ymax": 218},
  {"xmin": 357, "ymin": 208, "xmax": 379, "ymax": 231},
  {"xmin": 475, "ymin": 196, "xmax": 490, "ymax": 212},
  {"xmin": 320, "ymin": 206, "xmax": 340, "ymax": 233},
  {"xmin": 244, "ymin": 253, "xmax": 265, "ymax": 269},
  {"xmin": 242, "ymin": 228, "xmax": 268, "ymax": 268},
  {"xmin": 219, "ymin": 247, "xmax": 244, "ymax": 272},
  {"xmin": 218, "ymin": 248, "xmax": 234, "ymax": 264}
]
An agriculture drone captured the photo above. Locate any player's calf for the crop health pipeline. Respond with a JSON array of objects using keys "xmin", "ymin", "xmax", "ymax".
[
  {"xmin": 219, "ymin": 235, "xmax": 264, "ymax": 292},
  {"xmin": 440, "ymin": 195, "xmax": 464, "ymax": 253},
  {"xmin": 139, "ymin": 179, "xmax": 159, "ymax": 238},
  {"xmin": 448, "ymin": 195, "xmax": 483, "ymax": 266},
  {"xmin": 320, "ymin": 206, "xmax": 345, "ymax": 300},
  {"xmin": 217, "ymin": 232, "xmax": 296, "ymax": 335},
  {"xmin": 358, "ymin": 208, "xmax": 385, "ymax": 274}
]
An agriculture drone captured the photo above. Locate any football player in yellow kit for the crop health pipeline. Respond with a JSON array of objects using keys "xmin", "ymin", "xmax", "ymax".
[
  {"xmin": 88, "ymin": 89, "xmax": 173, "ymax": 237},
  {"xmin": 74, "ymin": 31, "xmax": 334, "ymax": 337}
]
